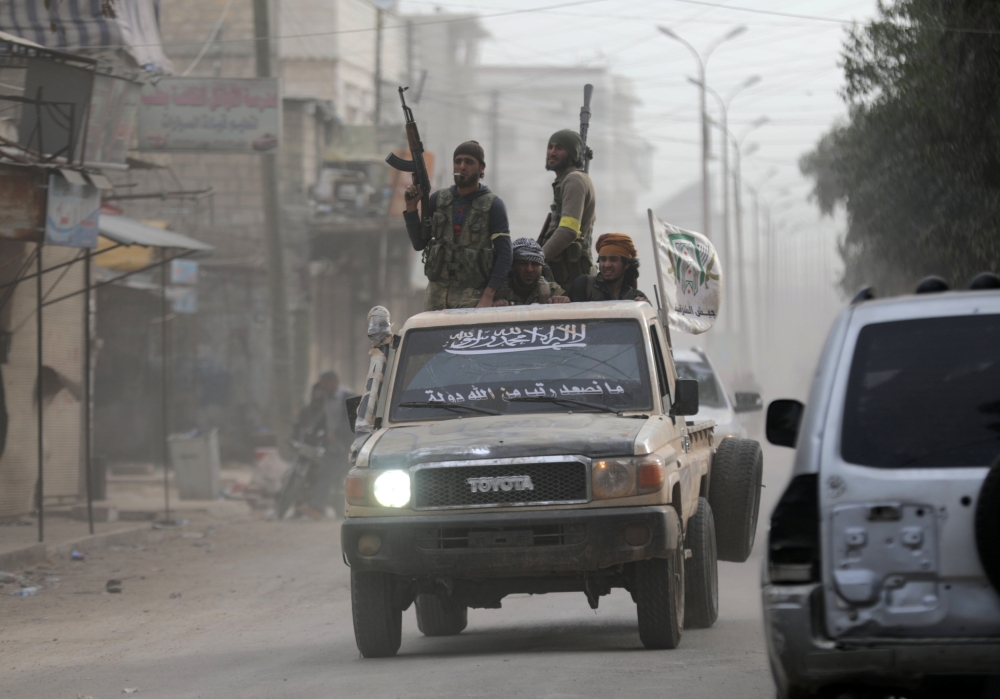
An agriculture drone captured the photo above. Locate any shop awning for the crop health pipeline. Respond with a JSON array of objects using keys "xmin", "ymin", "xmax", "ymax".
[{"xmin": 98, "ymin": 214, "xmax": 213, "ymax": 252}]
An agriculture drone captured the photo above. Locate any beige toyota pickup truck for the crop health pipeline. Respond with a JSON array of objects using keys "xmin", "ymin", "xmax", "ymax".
[{"xmin": 341, "ymin": 301, "xmax": 763, "ymax": 657}]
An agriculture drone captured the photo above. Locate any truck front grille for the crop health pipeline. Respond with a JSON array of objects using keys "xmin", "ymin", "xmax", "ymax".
[
  {"xmin": 414, "ymin": 524, "xmax": 587, "ymax": 549},
  {"xmin": 412, "ymin": 459, "xmax": 589, "ymax": 510}
]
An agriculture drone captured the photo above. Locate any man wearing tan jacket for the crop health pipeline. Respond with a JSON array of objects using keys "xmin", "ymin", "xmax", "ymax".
[{"xmin": 537, "ymin": 129, "xmax": 596, "ymax": 289}]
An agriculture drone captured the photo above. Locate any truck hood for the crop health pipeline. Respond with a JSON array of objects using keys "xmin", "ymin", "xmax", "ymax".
[{"xmin": 367, "ymin": 413, "xmax": 645, "ymax": 469}]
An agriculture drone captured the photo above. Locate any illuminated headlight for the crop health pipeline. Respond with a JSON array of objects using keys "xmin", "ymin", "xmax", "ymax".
[
  {"xmin": 373, "ymin": 470, "xmax": 411, "ymax": 508},
  {"xmin": 592, "ymin": 456, "xmax": 666, "ymax": 500}
]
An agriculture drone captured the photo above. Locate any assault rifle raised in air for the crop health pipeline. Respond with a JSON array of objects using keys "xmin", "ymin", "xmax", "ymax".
[
  {"xmin": 385, "ymin": 86, "xmax": 432, "ymax": 241},
  {"xmin": 580, "ymin": 83, "xmax": 594, "ymax": 173}
]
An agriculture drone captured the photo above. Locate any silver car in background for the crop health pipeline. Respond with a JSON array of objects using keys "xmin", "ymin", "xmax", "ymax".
[{"xmin": 673, "ymin": 347, "xmax": 762, "ymax": 440}]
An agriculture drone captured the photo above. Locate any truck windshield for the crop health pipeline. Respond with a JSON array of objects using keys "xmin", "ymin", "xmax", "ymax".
[
  {"xmin": 841, "ymin": 314, "xmax": 1000, "ymax": 468},
  {"xmin": 390, "ymin": 320, "xmax": 652, "ymax": 421}
]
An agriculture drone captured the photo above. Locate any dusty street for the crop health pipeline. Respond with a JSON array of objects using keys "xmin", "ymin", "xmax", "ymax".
[{"xmin": 0, "ymin": 447, "xmax": 790, "ymax": 699}]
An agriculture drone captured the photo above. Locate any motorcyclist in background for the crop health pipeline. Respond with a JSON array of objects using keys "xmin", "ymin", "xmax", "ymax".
[{"xmin": 298, "ymin": 371, "xmax": 355, "ymax": 520}]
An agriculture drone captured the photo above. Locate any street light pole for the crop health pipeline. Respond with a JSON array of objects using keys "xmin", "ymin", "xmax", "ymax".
[
  {"xmin": 658, "ymin": 25, "xmax": 746, "ymax": 243},
  {"xmin": 693, "ymin": 77, "xmax": 760, "ymax": 314}
]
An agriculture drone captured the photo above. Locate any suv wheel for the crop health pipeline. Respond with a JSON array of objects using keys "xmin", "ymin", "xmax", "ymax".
[
  {"xmin": 684, "ymin": 497, "xmax": 719, "ymax": 628},
  {"xmin": 351, "ymin": 570, "xmax": 402, "ymax": 657},
  {"xmin": 415, "ymin": 593, "xmax": 468, "ymax": 636},
  {"xmin": 709, "ymin": 438, "xmax": 764, "ymax": 562},
  {"xmin": 635, "ymin": 509, "xmax": 685, "ymax": 649}
]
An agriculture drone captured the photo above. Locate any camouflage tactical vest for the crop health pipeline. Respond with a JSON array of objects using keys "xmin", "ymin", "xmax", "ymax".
[
  {"xmin": 583, "ymin": 275, "xmax": 643, "ymax": 301},
  {"xmin": 498, "ymin": 277, "xmax": 553, "ymax": 306},
  {"xmin": 538, "ymin": 169, "xmax": 595, "ymax": 288},
  {"xmin": 423, "ymin": 189, "xmax": 497, "ymax": 289}
]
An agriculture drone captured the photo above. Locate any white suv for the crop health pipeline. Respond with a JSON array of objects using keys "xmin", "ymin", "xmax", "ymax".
[
  {"xmin": 673, "ymin": 347, "xmax": 762, "ymax": 441},
  {"xmin": 762, "ymin": 274, "xmax": 1000, "ymax": 699}
]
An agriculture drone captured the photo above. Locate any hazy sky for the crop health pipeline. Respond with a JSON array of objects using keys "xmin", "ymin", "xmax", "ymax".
[{"xmin": 397, "ymin": 0, "xmax": 878, "ymax": 239}]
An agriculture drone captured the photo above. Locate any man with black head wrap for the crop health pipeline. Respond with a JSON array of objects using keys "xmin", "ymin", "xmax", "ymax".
[
  {"xmin": 493, "ymin": 238, "xmax": 569, "ymax": 306},
  {"xmin": 537, "ymin": 129, "xmax": 597, "ymax": 289}
]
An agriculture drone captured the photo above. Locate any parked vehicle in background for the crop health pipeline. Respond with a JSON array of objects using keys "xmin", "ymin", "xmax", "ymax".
[
  {"xmin": 341, "ymin": 302, "xmax": 765, "ymax": 657},
  {"xmin": 673, "ymin": 347, "xmax": 762, "ymax": 441},
  {"xmin": 762, "ymin": 274, "xmax": 1000, "ymax": 699}
]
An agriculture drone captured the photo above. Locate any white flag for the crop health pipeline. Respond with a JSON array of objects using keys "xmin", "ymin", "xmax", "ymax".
[{"xmin": 647, "ymin": 210, "xmax": 722, "ymax": 335}]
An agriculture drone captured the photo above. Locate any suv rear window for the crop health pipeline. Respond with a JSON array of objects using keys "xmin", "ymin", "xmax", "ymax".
[{"xmin": 841, "ymin": 314, "xmax": 1000, "ymax": 468}]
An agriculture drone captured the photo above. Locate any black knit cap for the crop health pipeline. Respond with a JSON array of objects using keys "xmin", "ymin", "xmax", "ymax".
[{"xmin": 453, "ymin": 140, "xmax": 485, "ymax": 166}]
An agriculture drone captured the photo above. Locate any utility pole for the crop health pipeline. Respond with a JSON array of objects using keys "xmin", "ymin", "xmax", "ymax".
[
  {"xmin": 490, "ymin": 91, "xmax": 500, "ymax": 193},
  {"xmin": 732, "ymin": 150, "xmax": 750, "ymax": 375},
  {"xmin": 374, "ymin": 7, "xmax": 384, "ymax": 126},
  {"xmin": 252, "ymin": 0, "xmax": 293, "ymax": 444}
]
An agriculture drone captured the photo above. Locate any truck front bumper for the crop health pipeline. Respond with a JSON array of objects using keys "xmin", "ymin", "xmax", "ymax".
[
  {"xmin": 341, "ymin": 506, "xmax": 678, "ymax": 577},
  {"xmin": 762, "ymin": 583, "xmax": 1000, "ymax": 695}
]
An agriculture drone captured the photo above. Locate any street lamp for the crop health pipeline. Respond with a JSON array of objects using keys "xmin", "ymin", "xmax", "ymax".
[
  {"xmin": 689, "ymin": 75, "xmax": 760, "ymax": 336},
  {"xmin": 658, "ymin": 24, "xmax": 747, "ymax": 242}
]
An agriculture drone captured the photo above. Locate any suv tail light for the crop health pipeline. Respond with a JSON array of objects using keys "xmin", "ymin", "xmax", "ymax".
[{"xmin": 768, "ymin": 474, "xmax": 819, "ymax": 584}]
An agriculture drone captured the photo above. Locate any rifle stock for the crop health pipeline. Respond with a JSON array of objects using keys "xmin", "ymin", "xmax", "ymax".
[{"xmin": 385, "ymin": 87, "xmax": 432, "ymax": 239}]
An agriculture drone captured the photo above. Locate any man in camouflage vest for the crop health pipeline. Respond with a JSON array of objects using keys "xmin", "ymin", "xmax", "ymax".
[
  {"xmin": 493, "ymin": 238, "xmax": 569, "ymax": 306},
  {"xmin": 404, "ymin": 141, "xmax": 512, "ymax": 311},
  {"xmin": 537, "ymin": 129, "xmax": 597, "ymax": 289},
  {"xmin": 568, "ymin": 233, "xmax": 651, "ymax": 303}
]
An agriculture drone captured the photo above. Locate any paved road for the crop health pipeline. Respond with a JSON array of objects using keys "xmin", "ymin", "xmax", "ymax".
[{"xmin": 1, "ymin": 446, "xmax": 792, "ymax": 699}]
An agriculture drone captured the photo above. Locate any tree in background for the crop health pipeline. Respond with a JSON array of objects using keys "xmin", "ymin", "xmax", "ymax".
[{"xmin": 801, "ymin": 0, "xmax": 1000, "ymax": 296}]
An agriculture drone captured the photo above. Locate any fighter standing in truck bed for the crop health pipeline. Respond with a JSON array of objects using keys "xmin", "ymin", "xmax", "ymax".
[
  {"xmin": 404, "ymin": 141, "xmax": 512, "ymax": 311},
  {"xmin": 537, "ymin": 129, "xmax": 597, "ymax": 290}
]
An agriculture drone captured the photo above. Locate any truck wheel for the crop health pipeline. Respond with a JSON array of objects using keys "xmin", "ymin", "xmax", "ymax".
[
  {"xmin": 635, "ymin": 509, "xmax": 685, "ymax": 649},
  {"xmin": 351, "ymin": 570, "xmax": 402, "ymax": 657},
  {"xmin": 709, "ymin": 438, "xmax": 764, "ymax": 563},
  {"xmin": 975, "ymin": 453, "xmax": 1000, "ymax": 594},
  {"xmin": 415, "ymin": 593, "xmax": 468, "ymax": 636},
  {"xmin": 684, "ymin": 497, "xmax": 719, "ymax": 629}
]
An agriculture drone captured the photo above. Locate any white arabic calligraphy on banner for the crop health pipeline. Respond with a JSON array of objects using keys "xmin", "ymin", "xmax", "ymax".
[
  {"xmin": 444, "ymin": 324, "xmax": 587, "ymax": 355},
  {"xmin": 647, "ymin": 211, "xmax": 722, "ymax": 335}
]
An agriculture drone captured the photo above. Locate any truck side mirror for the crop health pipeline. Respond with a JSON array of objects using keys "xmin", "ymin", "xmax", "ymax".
[
  {"xmin": 734, "ymin": 391, "xmax": 763, "ymax": 413},
  {"xmin": 346, "ymin": 395, "xmax": 362, "ymax": 434},
  {"xmin": 766, "ymin": 399, "xmax": 804, "ymax": 448},
  {"xmin": 670, "ymin": 379, "xmax": 699, "ymax": 417}
]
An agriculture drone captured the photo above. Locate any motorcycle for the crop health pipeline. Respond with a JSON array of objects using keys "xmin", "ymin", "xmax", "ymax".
[{"xmin": 274, "ymin": 416, "xmax": 327, "ymax": 520}]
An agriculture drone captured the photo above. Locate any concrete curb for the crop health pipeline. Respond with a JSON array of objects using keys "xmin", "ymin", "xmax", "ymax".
[{"xmin": 0, "ymin": 525, "xmax": 182, "ymax": 572}]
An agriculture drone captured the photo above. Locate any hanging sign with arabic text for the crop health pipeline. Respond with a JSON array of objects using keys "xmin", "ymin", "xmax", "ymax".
[
  {"xmin": 137, "ymin": 78, "xmax": 280, "ymax": 153},
  {"xmin": 648, "ymin": 211, "xmax": 722, "ymax": 335}
]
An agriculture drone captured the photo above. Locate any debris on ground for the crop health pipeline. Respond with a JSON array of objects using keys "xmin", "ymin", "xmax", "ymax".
[
  {"xmin": 106, "ymin": 579, "xmax": 123, "ymax": 593},
  {"xmin": 122, "ymin": 688, "xmax": 139, "ymax": 694},
  {"xmin": 70, "ymin": 550, "xmax": 85, "ymax": 561},
  {"xmin": 152, "ymin": 519, "xmax": 188, "ymax": 530},
  {"xmin": 11, "ymin": 586, "xmax": 38, "ymax": 596},
  {"xmin": 77, "ymin": 694, "xmax": 94, "ymax": 699}
]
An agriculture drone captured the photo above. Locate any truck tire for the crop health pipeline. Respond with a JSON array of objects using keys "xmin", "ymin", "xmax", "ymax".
[
  {"xmin": 635, "ymin": 509, "xmax": 685, "ymax": 649},
  {"xmin": 684, "ymin": 497, "xmax": 719, "ymax": 629},
  {"xmin": 709, "ymin": 438, "xmax": 763, "ymax": 563},
  {"xmin": 975, "ymin": 453, "xmax": 1000, "ymax": 594},
  {"xmin": 415, "ymin": 593, "xmax": 468, "ymax": 636},
  {"xmin": 351, "ymin": 569, "xmax": 402, "ymax": 657}
]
